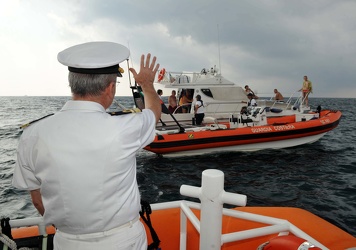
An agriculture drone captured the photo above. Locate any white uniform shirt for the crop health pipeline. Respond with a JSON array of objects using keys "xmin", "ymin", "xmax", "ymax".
[
  {"xmin": 248, "ymin": 98, "xmax": 257, "ymax": 106},
  {"xmin": 12, "ymin": 101, "xmax": 156, "ymax": 234},
  {"xmin": 195, "ymin": 100, "xmax": 204, "ymax": 114}
]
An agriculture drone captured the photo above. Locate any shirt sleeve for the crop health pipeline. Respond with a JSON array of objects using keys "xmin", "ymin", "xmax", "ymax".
[
  {"xmin": 12, "ymin": 135, "xmax": 41, "ymax": 190},
  {"xmin": 138, "ymin": 109, "xmax": 157, "ymax": 148}
]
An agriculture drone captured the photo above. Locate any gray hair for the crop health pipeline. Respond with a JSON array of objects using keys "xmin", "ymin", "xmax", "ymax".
[{"xmin": 68, "ymin": 72, "xmax": 117, "ymax": 96}]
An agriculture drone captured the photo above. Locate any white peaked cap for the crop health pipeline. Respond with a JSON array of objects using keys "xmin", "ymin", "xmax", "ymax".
[{"xmin": 57, "ymin": 41, "xmax": 130, "ymax": 77}]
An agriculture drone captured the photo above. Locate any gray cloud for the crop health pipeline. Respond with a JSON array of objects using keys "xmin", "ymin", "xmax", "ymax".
[{"xmin": 1, "ymin": 0, "xmax": 355, "ymax": 97}]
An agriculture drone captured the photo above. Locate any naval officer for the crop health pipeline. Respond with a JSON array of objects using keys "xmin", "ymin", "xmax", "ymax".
[{"xmin": 12, "ymin": 41, "xmax": 161, "ymax": 250}]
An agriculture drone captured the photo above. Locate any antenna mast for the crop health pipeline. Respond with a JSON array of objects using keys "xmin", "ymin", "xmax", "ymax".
[
  {"xmin": 127, "ymin": 41, "xmax": 134, "ymax": 88},
  {"xmin": 217, "ymin": 24, "xmax": 221, "ymax": 75}
]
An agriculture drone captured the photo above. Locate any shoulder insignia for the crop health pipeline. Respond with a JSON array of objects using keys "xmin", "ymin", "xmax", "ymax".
[
  {"xmin": 108, "ymin": 108, "xmax": 142, "ymax": 116},
  {"xmin": 20, "ymin": 113, "xmax": 54, "ymax": 129},
  {"xmin": 20, "ymin": 108, "xmax": 142, "ymax": 129}
]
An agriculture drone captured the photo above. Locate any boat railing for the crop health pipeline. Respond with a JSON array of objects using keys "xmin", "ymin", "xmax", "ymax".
[
  {"xmin": 169, "ymin": 97, "xmax": 308, "ymax": 121},
  {"xmin": 268, "ymin": 91, "xmax": 293, "ymax": 110},
  {"xmin": 172, "ymin": 103, "xmax": 193, "ymax": 114},
  {"xmin": 4, "ymin": 170, "xmax": 328, "ymax": 250},
  {"xmin": 152, "ymin": 169, "xmax": 328, "ymax": 250},
  {"xmin": 159, "ymin": 67, "xmax": 222, "ymax": 86},
  {"xmin": 2, "ymin": 217, "xmax": 50, "ymax": 250},
  {"xmin": 267, "ymin": 91, "xmax": 307, "ymax": 111},
  {"xmin": 172, "ymin": 101, "xmax": 243, "ymax": 116}
]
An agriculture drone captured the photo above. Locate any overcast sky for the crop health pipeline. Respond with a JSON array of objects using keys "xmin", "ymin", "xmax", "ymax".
[{"xmin": 1, "ymin": 0, "xmax": 355, "ymax": 98}]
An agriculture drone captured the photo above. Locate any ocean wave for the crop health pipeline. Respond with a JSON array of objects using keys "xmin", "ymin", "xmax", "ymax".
[{"xmin": 1, "ymin": 96, "xmax": 355, "ymax": 236}]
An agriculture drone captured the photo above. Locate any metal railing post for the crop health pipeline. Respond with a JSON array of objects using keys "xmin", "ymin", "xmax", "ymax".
[
  {"xmin": 180, "ymin": 169, "xmax": 247, "ymax": 250},
  {"xmin": 199, "ymin": 169, "xmax": 224, "ymax": 249}
]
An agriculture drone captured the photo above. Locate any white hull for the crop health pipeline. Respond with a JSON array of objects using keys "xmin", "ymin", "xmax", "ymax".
[{"xmin": 152, "ymin": 133, "xmax": 326, "ymax": 157}]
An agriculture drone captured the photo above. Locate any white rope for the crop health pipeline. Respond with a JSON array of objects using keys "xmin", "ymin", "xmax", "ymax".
[
  {"xmin": 0, "ymin": 232, "xmax": 17, "ymax": 250},
  {"xmin": 0, "ymin": 232, "xmax": 35, "ymax": 250}
]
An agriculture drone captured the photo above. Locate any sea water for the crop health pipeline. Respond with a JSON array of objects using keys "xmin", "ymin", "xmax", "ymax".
[{"xmin": 0, "ymin": 96, "xmax": 355, "ymax": 236}]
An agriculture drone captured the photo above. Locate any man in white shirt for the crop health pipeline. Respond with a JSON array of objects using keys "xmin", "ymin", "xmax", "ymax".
[
  {"xmin": 194, "ymin": 94, "xmax": 205, "ymax": 125},
  {"xmin": 12, "ymin": 41, "xmax": 161, "ymax": 250},
  {"xmin": 247, "ymin": 93, "xmax": 257, "ymax": 106}
]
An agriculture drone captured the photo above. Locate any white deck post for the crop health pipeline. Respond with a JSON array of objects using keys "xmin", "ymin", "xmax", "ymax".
[
  {"xmin": 199, "ymin": 169, "xmax": 225, "ymax": 250},
  {"xmin": 180, "ymin": 169, "xmax": 247, "ymax": 250}
]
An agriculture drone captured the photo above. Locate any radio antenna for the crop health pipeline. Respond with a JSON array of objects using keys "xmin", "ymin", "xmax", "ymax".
[
  {"xmin": 217, "ymin": 24, "xmax": 221, "ymax": 75},
  {"xmin": 127, "ymin": 41, "xmax": 134, "ymax": 88}
]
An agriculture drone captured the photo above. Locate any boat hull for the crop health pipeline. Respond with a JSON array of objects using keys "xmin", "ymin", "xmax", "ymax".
[
  {"xmin": 7, "ymin": 206, "xmax": 356, "ymax": 250},
  {"xmin": 143, "ymin": 206, "xmax": 356, "ymax": 250},
  {"xmin": 145, "ymin": 110, "xmax": 341, "ymax": 156}
]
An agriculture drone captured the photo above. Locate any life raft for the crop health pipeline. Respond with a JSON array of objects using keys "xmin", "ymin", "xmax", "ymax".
[
  {"xmin": 158, "ymin": 68, "xmax": 166, "ymax": 82},
  {"xmin": 257, "ymin": 235, "xmax": 322, "ymax": 249}
]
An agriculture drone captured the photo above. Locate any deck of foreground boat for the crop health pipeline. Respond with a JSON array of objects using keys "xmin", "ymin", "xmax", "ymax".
[{"xmin": 2, "ymin": 170, "xmax": 356, "ymax": 250}]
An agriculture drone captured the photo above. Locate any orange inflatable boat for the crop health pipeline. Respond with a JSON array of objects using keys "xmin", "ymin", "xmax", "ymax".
[
  {"xmin": 143, "ymin": 206, "xmax": 356, "ymax": 250},
  {"xmin": 4, "ymin": 206, "xmax": 356, "ymax": 250},
  {"xmin": 146, "ymin": 109, "xmax": 342, "ymax": 156},
  {"xmin": 2, "ymin": 169, "xmax": 355, "ymax": 250}
]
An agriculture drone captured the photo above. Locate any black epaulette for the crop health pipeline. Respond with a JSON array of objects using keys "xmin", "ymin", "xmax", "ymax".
[
  {"xmin": 20, "ymin": 114, "xmax": 54, "ymax": 129},
  {"xmin": 20, "ymin": 108, "xmax": 141, "ymax": 129},
  {"xmin": 108, "ymin": 108, "xmax": 142, "ymax": 116}
]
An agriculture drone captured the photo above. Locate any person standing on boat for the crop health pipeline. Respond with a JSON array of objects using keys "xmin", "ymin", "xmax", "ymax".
[
  {"xmin": 168, "ymin": 90, "xmax": 177, "ymax": 113},
  {"xmin": 247, "ymin": 93, "xmax": 257, "ymax": 106},
  {"xmin": 179, "ymin": 89, "xmax": 193, "ymax": 113},
  {"xmin": 194, "ymin": 95, "xmax": 205, "ymax": 125},
  {"xmin": 12, "ymin": 42, "xmax": 161, "ymax": 250},
  {"xmin": 245, "ymin": 85, "xmax": 258, "ymax": 99},
  {"xmin": 157, "ymin": 89, "xmax": 163, "ymax": 100},
  {"xmin": 273, "ymin": 89, "xmax": 284, "ymax": 101},
  {"xmin": 299, "ymin": 75, "xmax": 313, "ymax": 107}
]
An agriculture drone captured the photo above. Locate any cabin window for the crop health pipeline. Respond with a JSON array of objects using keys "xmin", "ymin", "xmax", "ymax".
[{"xmin": 201, "ymin": 89, "xmax": 213, "ymax": 98}]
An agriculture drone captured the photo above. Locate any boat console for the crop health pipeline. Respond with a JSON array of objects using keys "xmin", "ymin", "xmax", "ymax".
[{"xmin": 229, "ymin": 106, "xmax": 268, "ymax": 128}]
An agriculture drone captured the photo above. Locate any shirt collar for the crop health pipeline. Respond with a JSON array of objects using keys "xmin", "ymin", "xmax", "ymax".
[{"xmin": 61, "ymin": 100, "xmax": 106, "ymax": 113}]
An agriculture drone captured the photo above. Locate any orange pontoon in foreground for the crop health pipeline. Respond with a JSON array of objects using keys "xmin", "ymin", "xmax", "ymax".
[{"xmin": 2, "ymin": 170, "xmax": 356, "ymax": 250}]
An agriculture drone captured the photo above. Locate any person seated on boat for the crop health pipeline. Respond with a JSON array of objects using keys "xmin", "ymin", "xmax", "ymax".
[
  {"xmin": 179, "ymin": 89, "xmax": 193, "ymax": 113},
  {"xmin": 247, "ymin": 93, "xmax": 257, "ymax": 106},
  {"xmin": 12, "ymin": 42, "xmax": 162, "ymax": 250},
  {"xmin": 194, "ymin": 95, "xmax": 205, "ymax": 125},
  {"xmin": 241, "ymin": 93, "xmax": 257, "ymax": 108},
  {"xmin": 273, "ymin": 88, "xmax": 284, "ymax": 102},
  {"xmin": 244, "ymin": 85, "xmax": 258, "ymax": 99},
  {"xmin": 168, "ymin": 90, "xmax": 178, "ymax": 113}
]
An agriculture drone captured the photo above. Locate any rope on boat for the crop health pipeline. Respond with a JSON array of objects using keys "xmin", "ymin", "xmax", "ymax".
[
  {"xmin": 0, "ymin": 232, "xmax": 35, "ymax": 250},
  {"xmin": 139, "ymin": 200, "xmax": 161, "ymax": 250},
  {"xmin": 0, "ymin": 218, "xmax": 38, "ymax": 250},
  {"xmin": 1, "ymin": 218, "xmax": 12, "ymax": 239}
]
